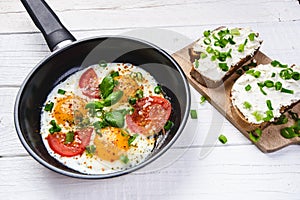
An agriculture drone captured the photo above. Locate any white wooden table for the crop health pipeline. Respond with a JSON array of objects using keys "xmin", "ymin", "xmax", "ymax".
[{"xmin": 1, "ymin": 0, "xmax": 300, "ymax": 199}]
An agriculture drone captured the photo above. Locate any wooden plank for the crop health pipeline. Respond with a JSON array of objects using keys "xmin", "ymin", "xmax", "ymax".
[
  {"xmin": 1, "ymin": 0, "xmax": 300, "ymax": 34},
  {"xmin": 0, "ymin": 21, "xmax": 300, "ymax": 86},
  {"xmin": 1, "ymin": 145, "xmax": 300, "ymax": 199}
]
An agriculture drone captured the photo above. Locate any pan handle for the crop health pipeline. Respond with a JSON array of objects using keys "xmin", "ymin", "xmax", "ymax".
[{"xmin": 21, "ymin": 0, "xmax": 76, "ymax": 51}]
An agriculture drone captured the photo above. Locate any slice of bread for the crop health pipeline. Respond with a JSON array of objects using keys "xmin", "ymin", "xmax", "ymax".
[
  {"xmin": 231, "ymin": 62, "xmax": 300, "ymax": 126},
  {"xmin": 190, "ymin": 27, "xmax": 262, "ymax": 88}
]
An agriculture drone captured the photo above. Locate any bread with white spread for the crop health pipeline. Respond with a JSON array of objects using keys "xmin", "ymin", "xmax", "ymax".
[
  {"xmin": 190, "ymin": 27, "xmax": 262, "ymax": 88},
  {"xmin": 231, "ymin": 61, "xmax": 300, "ymax": 126}
]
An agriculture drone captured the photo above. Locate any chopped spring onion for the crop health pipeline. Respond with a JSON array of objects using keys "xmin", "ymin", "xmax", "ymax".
[
  {"xmin": 190, "ymin": 110, "xmax": 198, "ymax": 119},
  {"xmin": 211, "ymin": 55, "xmax": 217, "ymax": 61},
  {"xmin": 248, "ymin": 33, "xmax": 256, "ymax": 41},
  {"xmin": 218, "ymin": 134, "xmax": 228, "ymax": 144},
  {"xmin": 120, "ymin": 155, "xmax": 129, "ymax": 164},
  {"xmin": 99, "ymin": 60, "xmax": 108, "ymax": 68},
  {"xmin": 203, "ymin": 30, "xmax": 211, "ymax": 37},
  {"xmin": 49, "ymin": 120, "xmax": 61, "ymax": 134},
  {"xmin": 271, "ymin": 72, "xmax": 276, "ymax": 77},
  {"xmin": 281, "ymin": 87, "xmax": 294, "ymax": 94},
  {"xmin": 271, "ymin": 60, "xmax": 280, "ymax": 67},
  {"xmin": 154, "ymin": 85, "xmax": 162, "ymax": 94},
  {"xmin": 135, "ymin": 89, "xmax": 144, "ymax": 99},
  {"xmin": 44, "ymin": 102, "xmax": 54, "ymax": 112},
  {"xmin": 266, "ymin": 100, "xmax": 273, "ymax": 110},
  {"xmin": 249, "ymin": 128, "xmax": 262, "ymax": 142},
  {"xmin": 263, "ymin": 110, "xmax": 274, "ymax": 122},
  {"xmin": 228, "ymin": 36, "xmax": 236, "ymax": 45},
  {"xmin": 280, "ymin": 127, "xmax": 297, "ymax": 139},
  {"xmin": 64, "ymin": 131, "xmax": 75, "ymax": 144},
  {"xmin": 252, "ymin": 111, "xmax": 264, "ymax": 122},
  {"xmin": 218, "ymin": 63, "xmax": 229, "ymax": 72},
  {"xmin": 242, "ymin": 65, "xmax": 250, "ymax": 71},
  {"xmin": 243, "ymin": 101, "xmax": 252, "ymax": 109},
  {"xmin": 264, "ymin": 80, "xmax": 274, "ymax": 88},
  {"xmin": 200, "ymin": 52, "xmax": 208, "ymax": 59},
  {"xmin": 206, "ymin": 46, "xmax": 214, "ymax": 54},
  {"xmin": 203, "ymin": 38, "xmax": 211, "ymax": 45},
  {"xmin": 245, "ymin": 84, "xmax": 251, "ymax": 91},
  {"xmin": 128, "ymin": 134, "xmax": 139, "ymax": 146},
  {"xmin": 194, "ymin": 59, "xmax": 199, "ymax": 68},
  {"xmin": 288, "ymin": 110, "xmax": 299, "ymax": 121},
  {"xmin": 273, "ymin": 114, "xmax": 288, "ymax": 125},
  {"xmin": 230, "ymin": 28, "xmax": 240, "ymax": 35},
  {"xmin": 57, "ymin": 89, "xmax": 66, "ymax": 95},
  {"xmin": 128, "ymin": 97, "xmax": 137, "ymax": 105},
  {"xmin": 275, "ymin": 81, "xmax": 282, "ymax": 91},
  {"xmin": 110, "ymin": 71, "xmax": 119, "ymax": 78},
  {"xmin": 164, "ymin": 120, "xmax": 174, "ymax": 131},
  {"xmin": 200, "ymin": 96, "xmax": 207, "ymax": 104},
  {"xmin": 246, "ymin": 69, "xmax": 261, "ymax": 78},
  {"xmin": 257, "ymin": 82, "xmax": 267, "ymax": 95},
  {"xmin": 238, "ymin": 39, "xmax": 248, "ymax": 52},
  {"xmin": 292, "ymin": 72, "xmax": 300, "ymax": 80},
  {"xmin": 279, "ymin": 68, "xmax": 293, "ymax": 80},
  {"xmin": 86, "ymin": 145, "xmax": 96, "ymax": 155}
]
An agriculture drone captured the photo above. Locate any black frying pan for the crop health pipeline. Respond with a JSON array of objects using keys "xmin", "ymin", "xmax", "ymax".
[{"xmin": 14, "ymin": 0, "xmax": 190, "ymax": 178}]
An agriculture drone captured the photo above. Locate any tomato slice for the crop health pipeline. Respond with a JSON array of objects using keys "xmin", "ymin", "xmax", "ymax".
[
  {"xmin": 126, "ymin": 96, "xmax": 172, "ymax": 136},
  {"xmin": 79, "ymin": 68, "xmax": 100, "ymax": 98},
  {"xmin": 47, "ymin": 127, "xmax": 93, "ymax": 157}
]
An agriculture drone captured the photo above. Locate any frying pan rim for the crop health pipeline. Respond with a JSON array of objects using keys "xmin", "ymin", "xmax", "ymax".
[{"xmin": 14, "ymin": 35, "xmax": 191, "ymax": 179}]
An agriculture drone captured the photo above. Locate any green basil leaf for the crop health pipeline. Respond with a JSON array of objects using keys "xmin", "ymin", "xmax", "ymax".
[
  {"xmin": 99, "ymin": 74, "xmax": 114, "ymax": 99},
  {"xmin": 105, "ymin": 111, "xmax": 125, "ymax": 128},
  {"xmin": 102, "ymin": 91, "xmax": 123, "ymax": 106}
]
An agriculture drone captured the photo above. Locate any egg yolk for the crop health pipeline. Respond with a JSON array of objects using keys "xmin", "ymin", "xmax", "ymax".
[
  {"xmin": 93, "ymin": 127, "xmax": 129, "ymax": 162},
  {"xmin": 114, "ymin": 75, "xmax": 140, "ymax": 103},
  {"xmin": 53, "ymin": 95, "xmax": 87, "ymax": 126}
]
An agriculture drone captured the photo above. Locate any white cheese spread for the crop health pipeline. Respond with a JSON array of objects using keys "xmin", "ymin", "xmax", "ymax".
[
  {"xmin": 231, "ymin": 63, "xmax": 300, "ymax": 124},
  {"xmin": 193, "ymin": 27, "xmax": 262, "ymax": 81}
]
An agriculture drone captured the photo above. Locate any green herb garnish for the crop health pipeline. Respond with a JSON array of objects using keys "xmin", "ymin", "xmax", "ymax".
[
  {"xmin": 273, "ymin": 114, "xmax": 288, "ymax": 125},
  {"xmin": 243, "ymin": 101, "xmax": 252, "ymax": 109},
  {"xmin": 245, "ymin": 84, "xmax": 251, "ymax": 91},
  {"xmin": 164, "ymin": 120, "xmax": 174, "ymax": 131},
  {"xmin": 120, "ymin": 155, "xmax": 129, "ymax": 164},
  {"xmin": 266, "ymin": 100, "xmax": 273, "ymax": 110},
  {"xmin": 49, "ymin": 120, "xmax": 61, "ymax": 134},
  {"xmin": 86, "ymin": 145, "xmax": 96, "ymax": 155},
  {"xmin": 44, "ymin": 102, "xmax": 54, "ymax": 112},
  {"xmin": 194, "ymin": 59, "xmax": 199, "ymax": 68},
  {"xmin": 281, "ymin": 87, "xmax": 294, "ymax": 94},
  {"xmin": 249, "ymin": 128, "xmax": 262, "ymax": 142},
  {"xmin": 190, "ymin": 110, "xmax": 198, "ymax": 119},
  {"xmin": 218, "ymin": 63, "xmax": 229, "ymax": 71},
  {"xmin": 218, "ymin": 134, "xmax": 228, "ymax": 144},
  {"xmin": 200, "ymin": 52, "xmax": 208, "ymax": 59},
  {"xmin": 248, "ymin": 33, "xmax": 256, "ymax": 41},
  {"xmin": 128, "ymin": 134, "xmax": 139, "ymax": 146},
  {"xmin": 99, "ymin": 60, "xmax": 108, "ymax": 68},
  {"xmin": 200, "ymin": 96, "xmax": 207, "ymax": 104},
  {"xmin": 64, "ymin": 131, "xmax": 74, "ymax": 144},
  {"xmin": 230, "ymin": 28, "xmax": 240, "ymax": 35},
  {"xmin": 57, "ymin": 89, "xmax": 66, "ymax": 95},
  {"xmin": 252, "ymin": 111, "xmax": 264, "ymax": 122}
]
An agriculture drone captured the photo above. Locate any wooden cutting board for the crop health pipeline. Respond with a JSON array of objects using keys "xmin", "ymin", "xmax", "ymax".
[{"xmin": 172, "ymin": 42, "xmax": 300, "ymax": 153}]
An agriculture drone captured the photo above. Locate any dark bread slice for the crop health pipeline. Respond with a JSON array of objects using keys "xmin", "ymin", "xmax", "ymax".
[{"xmin": 189, "ymin": 27, "xmax": 262, "ymax": 88}]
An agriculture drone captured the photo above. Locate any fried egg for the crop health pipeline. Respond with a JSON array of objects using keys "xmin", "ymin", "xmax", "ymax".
[{"xmin": 40, "ymin": 63, "xmax": 168, "ymax": 174}]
